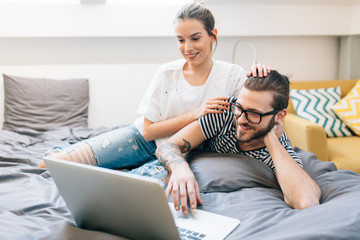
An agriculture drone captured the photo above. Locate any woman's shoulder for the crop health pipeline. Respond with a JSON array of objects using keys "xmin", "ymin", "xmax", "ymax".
[
  {"xmin": 150, "ymin": 59, "xmax": 185, "ymax": 86},
  {"xmin": 157, "ymin": 59, "xmax": 186, "ymax": 73}
]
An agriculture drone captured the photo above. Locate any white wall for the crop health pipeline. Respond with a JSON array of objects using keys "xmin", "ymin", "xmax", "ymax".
[
  {"xmin": 0, "ymin": 0, "xmax": 357, "ymax": 128},
  {"xmin": 0, "ymin": 36, "xmax": 340, "ymax": 128},
  {"xmin": 218, "ymin": 36, "xmax": 339, "ymax": 81},
  {"xmin": 0, "ymin": 1, "xmax": 351, "ymax": 80},
  {"xmin": 352, "ymin": 4, "xmax": 360, "ymax": 34},
  {"xmin": 0, "ymin": 64, "xmax": 160, "ymax": 128},
  {"xmin": 0, "ymin": 36, "xmax": 339, "ymax": 81},
  {"xmin": 0, "ymin": 1, "xmax": 359, "ymax": 37}
]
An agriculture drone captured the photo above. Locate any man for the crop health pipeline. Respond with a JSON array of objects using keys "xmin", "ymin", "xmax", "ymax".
[{"xmin": 155, "ymin": 70, "xmax": 321, "ymax": 215}]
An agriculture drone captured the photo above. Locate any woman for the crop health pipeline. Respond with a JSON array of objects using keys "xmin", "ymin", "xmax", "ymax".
[{"xmin": 39, "ymin": 2, "xmax": 269, "ymax": 183}]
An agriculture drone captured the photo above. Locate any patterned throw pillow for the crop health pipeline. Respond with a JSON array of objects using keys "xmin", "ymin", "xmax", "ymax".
[
  {"xmin": 290, "ymin": 87, "xmax": 352, "ymax": 137},
  {"xmin": 332, "ymin": 80, "xmax": 360, "ymax": 136}
]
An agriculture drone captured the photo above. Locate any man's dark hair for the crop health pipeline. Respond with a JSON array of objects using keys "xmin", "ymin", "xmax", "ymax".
[{"xmin": 243, "ymin": 70, "xmax": 290, "ymax": 110}]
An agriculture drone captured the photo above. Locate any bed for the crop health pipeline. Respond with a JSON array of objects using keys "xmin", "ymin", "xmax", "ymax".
[
  {"xmin": 1, "ymin": 126, "xmax": 360, "ymax": 240},
  {"xmin": 1, "ymin": 72, "xmax": 360, "ymax": 239}
]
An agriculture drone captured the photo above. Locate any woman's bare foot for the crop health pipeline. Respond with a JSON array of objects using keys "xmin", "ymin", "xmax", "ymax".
[{"xmin": 38, "ymin": 152, "xmax": 68, "ymax": 168}]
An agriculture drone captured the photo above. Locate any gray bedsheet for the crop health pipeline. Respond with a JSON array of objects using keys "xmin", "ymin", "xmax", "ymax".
[
  {"xmin": 187, "ymin": 150, "xmax": 360, "ymax": 240},
  {"xmin": 0, "ymin": 127, "xmax": 359, "ymax": 240}
]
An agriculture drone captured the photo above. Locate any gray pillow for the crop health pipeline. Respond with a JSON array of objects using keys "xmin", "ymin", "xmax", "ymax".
[
  {"xmin": 3, "ymin": 74, "xmax": 89, "ymax": 131},
  {"xmin": 186, "ymin": 148, "xmax": 337, "ymax": 193},
  {"xmin": 187, "ymin": 150, "xmax": 280, "ymax": 193},
  {"xmin": 293, "ymin": 146, "xmax": 337, "ymax": 179}
]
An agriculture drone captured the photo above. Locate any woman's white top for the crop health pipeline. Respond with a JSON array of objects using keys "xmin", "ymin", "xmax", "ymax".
[{"xmin": 133, "ymin": 58, "xmax": 247, "ymax": 145}]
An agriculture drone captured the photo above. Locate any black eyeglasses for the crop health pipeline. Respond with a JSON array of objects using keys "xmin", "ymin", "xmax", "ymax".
[{"xmin": 230, "ymin": 102, "xmax": 279, "ymax": 124}]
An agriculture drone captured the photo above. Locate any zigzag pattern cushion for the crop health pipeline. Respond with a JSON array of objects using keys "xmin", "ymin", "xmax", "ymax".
[
  {"xmin": 290, "ymin": 87, "xmax": 352, "ymax": 137},
  {"xmin": 332, "ymin": 80, "xmax": 360, "ymax": 136}
]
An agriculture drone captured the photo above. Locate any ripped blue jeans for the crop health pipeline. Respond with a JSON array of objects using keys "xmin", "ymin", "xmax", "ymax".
[{"xmin": 48, "ymin": 125, "xmax": 168, "ymax": 188}]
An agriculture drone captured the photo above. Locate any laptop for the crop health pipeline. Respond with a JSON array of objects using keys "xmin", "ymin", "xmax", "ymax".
[{"xmin": 43, "ymin": 157, "xmax": 240, "ymax": 240}]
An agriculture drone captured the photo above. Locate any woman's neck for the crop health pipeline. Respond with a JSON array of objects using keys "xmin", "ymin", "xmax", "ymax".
[{"xmin": 183, "ymin": 59, "xmax": 214, "ymax": 86}]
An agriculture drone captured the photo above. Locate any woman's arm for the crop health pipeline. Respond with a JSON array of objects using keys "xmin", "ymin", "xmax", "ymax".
[{"xmin": 143, "ymin": 97, "xmax": 229, "ymax": 141}]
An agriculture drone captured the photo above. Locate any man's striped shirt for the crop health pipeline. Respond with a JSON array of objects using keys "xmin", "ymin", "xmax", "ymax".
[{"xmin": 198, "ymin": 97, "xmax": 302, "ymax": 172}]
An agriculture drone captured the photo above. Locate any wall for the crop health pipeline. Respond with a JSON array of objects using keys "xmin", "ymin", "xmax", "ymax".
[
  {"xmin": 0, "ymin": 0, "xmax": 358, "ymax": 128},
  {"xmin": 1, "ymin": 1, "xmax": 359, "ymax": 37},
  {"xmin": 0, "ymin": 1, "xmax": 357, "ymax": 80},
  {"xmin": 338, "ymin": 35, "xmax": 360, "ymax": 79},
  {"xmin": 0, "ymin": 64, "xmax": 159, "ymax": 128},
  {"xmin": 0, "ymin": 36, "xmax": 339, "ymax": 80},
  {"xmin": 0, "ymin": 0, "xmax": 357, "ymax": 80}
]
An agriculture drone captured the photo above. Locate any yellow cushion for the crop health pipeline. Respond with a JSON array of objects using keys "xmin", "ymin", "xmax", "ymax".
[
  {"xmin": 327, "ymin": 136, "xmax": 360, "ymax": 173},
  {"xmin": 284, "ymin": 113, "xmax": 329, "ymax": 162},
  {"xmin": 332, "ymin": 80, "xmax": 360, "ymax": 136}
]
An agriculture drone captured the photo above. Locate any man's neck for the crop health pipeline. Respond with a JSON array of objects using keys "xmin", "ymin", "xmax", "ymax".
[{"xmin": 237, "ymin": 139, "xmax": 265, "ymax": 151}]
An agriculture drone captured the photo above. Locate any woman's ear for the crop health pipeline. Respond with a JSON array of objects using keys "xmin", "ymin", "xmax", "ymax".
[
  {"xmin": 211, "ymin": 28, "xmax": 217, "ymax": 41},
  {"xmin": 212, "ymin": 28, "xmax": 217, "ymax": 36}
]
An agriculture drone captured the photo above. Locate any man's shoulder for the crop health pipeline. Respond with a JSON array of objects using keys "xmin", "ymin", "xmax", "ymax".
[
  {"xmin": 201, "ymin": 105, "xmax": 234, "ymax": 126},
  {"xmin": 199, "ymin": 108, "xmax": 236, "ymax": 140},
  {"xmin": 228, "ymin": 96, "xmax": 237, "ymax": 103},
  {"xmin": 279, "ymin": 132, "xmax": 291, "ymax": 145}
]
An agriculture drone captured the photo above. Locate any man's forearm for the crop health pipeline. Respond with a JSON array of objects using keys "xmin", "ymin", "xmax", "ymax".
[
  {"xmin": 265, "ymin": 133, "xmax": 320, "ymax": 209},
  {"xmin": 155, "ymin": 142, "xmax": 187, "ymax": 173}
]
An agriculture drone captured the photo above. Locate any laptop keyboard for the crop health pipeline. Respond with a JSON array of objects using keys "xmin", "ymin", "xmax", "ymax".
[{"xmin": 177, "ymin": 227, "xmax": 206, "ymax": 240}]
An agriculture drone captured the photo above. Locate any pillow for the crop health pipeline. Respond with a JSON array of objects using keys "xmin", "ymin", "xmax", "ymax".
[
  {"xmin": 3, "ymin": 74, "xmax": 89, "ymax": 131},
  {"xmin": 187, "ymin": 150, "xmax": 280, "ymax": 193},
  {"xmin": 293, "ymin": 147, "xmax": 337, "ymax": 179},
  {"xmin": 186, "ymin": 148, "xmax": 337, "ymax": 193},
  {"xmin": 331, "ymin": 80, "xmax": 360, "ymax": 136},
  {"xmin": 290, "ymin": 87, "xmax": 352, "ymax": 137}
]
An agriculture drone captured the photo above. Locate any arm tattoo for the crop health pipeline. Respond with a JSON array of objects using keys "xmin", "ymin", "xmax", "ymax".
[
  {"xmin": 179, "ymin": 138, "xmax": 191, "ymax": 153},
  {"xmin": 155, "ymin": 142, "xmax": 186, "ymax": 171}
]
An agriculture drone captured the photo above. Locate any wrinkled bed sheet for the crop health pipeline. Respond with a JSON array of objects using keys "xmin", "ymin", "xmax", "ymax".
[
  {"xmin": 0, "ymin": 127, "xmax": 360, "ymax": 240},
  {"xmin": 0, "ymin": 127, "xmax": 127, "ymax": 240},
  {"xmin": 187, "ymin": 150, "xmax": 360, "ymax": 240}
]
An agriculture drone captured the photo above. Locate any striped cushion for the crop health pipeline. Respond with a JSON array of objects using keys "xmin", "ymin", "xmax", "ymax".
[
  {"xmin": 332, "ymin": 80, "xmax": 360, "ymax": 136},
  {"xmin": 290, "ymin": 87, "xmax": 352, "ymax": 137}
]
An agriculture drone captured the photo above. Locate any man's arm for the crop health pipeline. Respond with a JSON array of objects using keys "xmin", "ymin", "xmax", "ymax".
[
  {"xmin": 156, "ymin": 120, "xmax": 206, "ymax": 215},
  {"xmin": 264, "ymin": 122, "xmax": 321, "ymax": 209}
]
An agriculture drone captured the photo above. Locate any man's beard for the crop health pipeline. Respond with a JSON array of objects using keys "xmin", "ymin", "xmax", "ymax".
[{"xmin": 235, "ymin": 115, "xmax": 276, "ymax": 143}]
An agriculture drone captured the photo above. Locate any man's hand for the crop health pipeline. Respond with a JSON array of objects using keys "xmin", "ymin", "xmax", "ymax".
[
  {"xmin": 165, "ymin": 162, "xmax": 202, "ymax": 215},
  {"xmin": 263, "ymin": 119, "xmax": 285, "ymax": 147},
  {"xmin": 156, "ymin": 142, "xmax": 202, "ymax": 215}
]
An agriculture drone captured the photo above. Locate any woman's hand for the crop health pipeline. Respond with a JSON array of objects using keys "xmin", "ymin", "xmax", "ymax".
[
  {"xmin": 246, "ymin": 63, "xmax": 271, "ymax": 78},
  {"xmin": 191, "ymin": 97, "xmax": 230, "ymax": 119}
]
